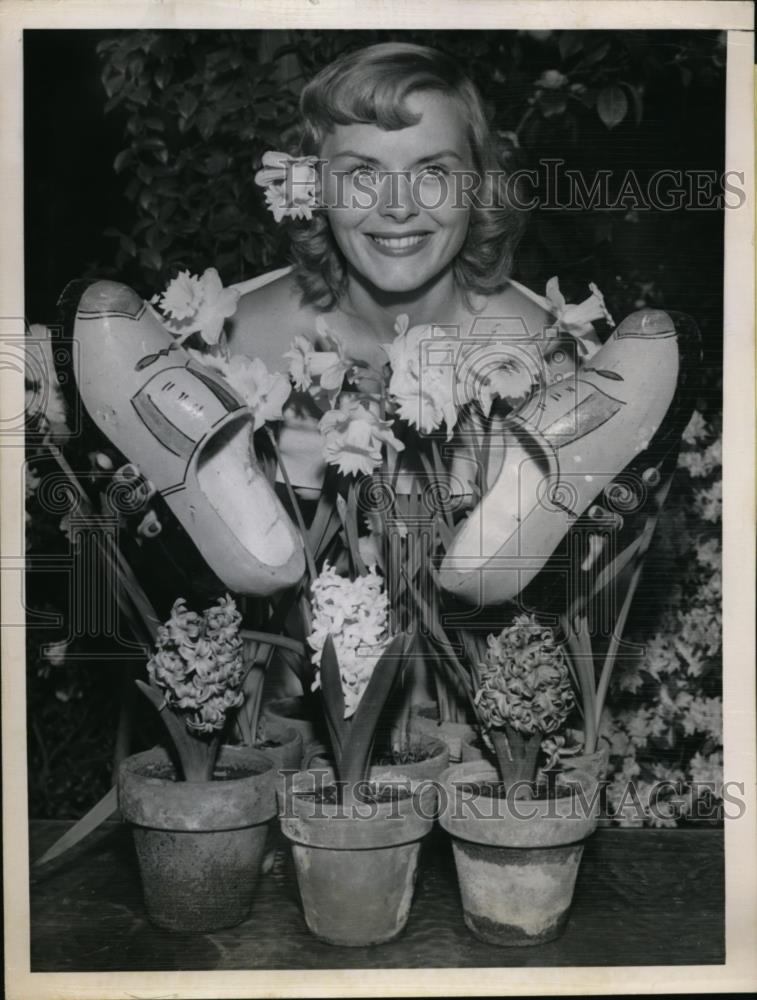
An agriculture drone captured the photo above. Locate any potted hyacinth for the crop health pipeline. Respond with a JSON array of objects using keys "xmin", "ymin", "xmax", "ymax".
[
  {"xmin": 305, "ymin": 563, "xmax": 449, "ymax": 782},
  {"xmin": 118, "ymin": 595, "xmax": 278, "ymax": 932},
  {"xmin": 278, "ymin": 563, "xmax": 438, "ymax": 947},
  {"xmin": 439, "ymin": 614, "xmax": 601, "ymax": 947}
]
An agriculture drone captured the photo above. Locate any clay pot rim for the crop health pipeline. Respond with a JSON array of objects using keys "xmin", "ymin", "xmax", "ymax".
[
  {"xmin": 438, "ymin": 761, "xmax": 600, "ymax": 848},
  {"xmin": 119, "ymin": 744, "xmax": 278, "ymax": 831},
  {"xmin": 310, "ymin": 732, "xmax": 449, "ymax": 771},
  {"xmin": 278, "ymin": 767, "xmax": 436, "ymax": 849},
  {"xmin": 252, "ymin": 723, "xmax": 303, "ymax": 751}
]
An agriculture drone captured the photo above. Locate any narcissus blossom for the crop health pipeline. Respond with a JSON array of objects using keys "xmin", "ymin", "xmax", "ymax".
[
  {"xmin": 188, "ymin": 349, "xmax": 290, "ymax": 429},
  {"xmin": 155, "ymin": 268, "xmax": 240, "ymax": 345},
  {"xmin": 319, "ymin": 397, "xmax": 404, "ymax": 477},
  {"xmin": 254, "ymin": 151, "xmax": 319, "ymax": 222},
  {"xmin": 285, "ymin": 317, "xmax": 352, "ymax": 397},
  {"xmin": 386, "ymin": 319, "xmax": 459, "ymax": 438}
]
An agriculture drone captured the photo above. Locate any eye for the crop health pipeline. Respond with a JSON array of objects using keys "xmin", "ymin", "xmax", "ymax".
[
  {"xmin": 349, "ymin": 163, "xmax": 379, "ymax": 183},
  {"xmin": 417, "ymin": 163, "xmax": 449, "ymax": 179}
]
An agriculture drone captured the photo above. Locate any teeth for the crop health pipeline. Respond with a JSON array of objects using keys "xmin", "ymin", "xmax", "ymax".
[{"xmin": 371, "ymin": 235, "xmax": 426, "ymax": 248}]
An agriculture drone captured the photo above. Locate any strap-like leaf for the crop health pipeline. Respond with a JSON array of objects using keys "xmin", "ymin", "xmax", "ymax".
[
  {"xmin": 33, "ymin": 786, "xmax": 119, "ymax": 869},
  {"xmin": 339, "ymin": 632, "xmax": 407, "ymax": 786},
  {"xmin": 306, "ymin": 466, "xmax": 341, "ymax": 559},
  {"xmin": 345, "ymin": 482, "xmax": 369, "ymax": 577},
  {"xmin": 319, "ymin": 635, "xmax": 347, "ymax": 764}
]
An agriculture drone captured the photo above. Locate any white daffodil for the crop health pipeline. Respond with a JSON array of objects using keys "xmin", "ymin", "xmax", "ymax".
[
  {"xmin": 254, "ymin": 151, "xmax": 319, "ymax": 223},
  {"xmin": 319, "ymin": 397, "xmax": 404, "ymax": 477}
]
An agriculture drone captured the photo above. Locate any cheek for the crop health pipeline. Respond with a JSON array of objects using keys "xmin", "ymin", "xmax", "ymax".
[
  {"xmin": 415, "ymin": 176, "xmax": 470, "ymax": 235},
  {"xmin": 326, "ymin": 205, "xmax": 369, "ymax": 245}
]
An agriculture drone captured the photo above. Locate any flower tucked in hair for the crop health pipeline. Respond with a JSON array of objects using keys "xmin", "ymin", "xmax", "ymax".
[
  {"xmin": 308, "ymin": 563, "xmax": 390, "ymax": 718},
  {"xmin": 187, "ymin": 349, "xmax": 290, "ymax": 430},
  {"xmin": 153, "ymin": 268, "xmax": 239, "ymax": 345},
  {"xmin": 254, "ymin": 151, "xmax": 319, "ymax": 222},
  {"xmin": 147, "ymin": 595, "xmax": 245, "ymax": 735},
  {"xmin": 474, "ymin": 613, "xmax": 574, "ymax": 736},
  {"xmin": 319, "ymin": 396, "xmax": 404, "ymax": 477}
]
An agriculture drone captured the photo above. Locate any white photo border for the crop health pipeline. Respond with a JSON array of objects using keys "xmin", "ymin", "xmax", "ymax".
[{"xmin": 2, "ymin": 2, "xmax": 755, "ymax": 998}]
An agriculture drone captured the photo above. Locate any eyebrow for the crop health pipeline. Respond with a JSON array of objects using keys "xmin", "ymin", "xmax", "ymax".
[{"xmin": 330, "ymin": 149, "xmax": 464, "ymax": 166}]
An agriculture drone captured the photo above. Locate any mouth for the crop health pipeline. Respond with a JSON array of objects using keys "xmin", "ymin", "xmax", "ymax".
[{"xmin": 366, "ymin": 232, "xmax": 432, "ymax": 257}]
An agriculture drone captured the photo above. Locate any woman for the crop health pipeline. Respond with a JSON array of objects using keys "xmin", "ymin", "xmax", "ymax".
[{"xmin": 228, "ymin": 42, "xmax": 552, "ymax": 494}]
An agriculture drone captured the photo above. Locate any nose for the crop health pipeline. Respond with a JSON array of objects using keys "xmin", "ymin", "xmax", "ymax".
[{"xmin": 377, "ymin": 170, "xmax": 419, "ymax": 223}]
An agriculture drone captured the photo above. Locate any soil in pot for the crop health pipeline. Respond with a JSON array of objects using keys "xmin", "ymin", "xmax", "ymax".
[
  {"xmin": 119, "ymin": 745, "xmax": 277, "ymax": 932},
  {"xmin": 309, "ymin": 733, "xmax": 449, "ymax": 786},
  {"xmin": 440, "ymin": 761, "xmax": 599, "ymax": 947},
  {"xmin": 279, "ymin": 770, "xmax": 436, "ymax": 946},
  {"xmin": 408, "ymin": 705, "xmax": 476, "ymax": 764},
  {"xmin": 455, "ymin": 779, "xmax": 576, "ymax": 802},
  {"xmin": 261, "ymin": 694, "xmax": 328, "ymax": 756},
  {"xmin": 252, "ymin": 722, "xmax": 303, "ymax": 771}
]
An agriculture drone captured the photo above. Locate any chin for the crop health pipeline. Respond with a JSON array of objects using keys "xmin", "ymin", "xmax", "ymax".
[
  {"xmin": 369, "ymin": 270, "xmax": 436, "ymax": 295},
  {"xmin": 357, "ymin": 256, "xmax": 447, "ymax": 296}
]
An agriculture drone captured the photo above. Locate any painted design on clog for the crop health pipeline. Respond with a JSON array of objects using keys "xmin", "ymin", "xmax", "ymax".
[
  {"xmin": 517, "ymin": 380, "xmax": 626, "ymax": 452},
  {"xmin": 131, "ymin": 364, "xmax": 248, "ymax": 490},
  {"xmin": 615, "ymin": 309, "xmax": 676, "ymax": 340},
  {"xmin": 76, "ymin": 281, "xmax": 146, "ymax": 320}
]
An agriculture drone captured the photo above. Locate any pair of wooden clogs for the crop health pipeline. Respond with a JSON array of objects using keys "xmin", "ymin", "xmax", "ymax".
[{"xmin": 64, "ymin": 280, "xmax": 695, "ymax": 603}]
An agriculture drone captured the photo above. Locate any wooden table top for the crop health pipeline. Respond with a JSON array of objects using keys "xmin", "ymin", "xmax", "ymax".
[{"xmin": 29, "ymin": 821, "xmax": 724, "ymax": 971}]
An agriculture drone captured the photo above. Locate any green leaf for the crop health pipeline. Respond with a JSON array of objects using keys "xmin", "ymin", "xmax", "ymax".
[
  {"xmin": 339, "ymin": 633, "xmax": 407, "ymax": 786},
  {"xmin": 597, "ymin": 85, "xmax": 628, "ymax": 129},
  {"xmin": 103, "ymin": 70, "xmax": 125, "ymax": 99},
  {"xmin": 558, "ymin": 31, "xmax": 584, "ymax": 60},
  {"xmin": 113, "ymin": 149, "xmax": 134, "ymax": 173},
  {"xmin": 119, "ymin": 234, "xmax": 137, "ymax": 257},
  {"xmin": 319, "ymin": 635, "xmax": 347, "ymax": 765},
  {"xmin": 33, "ymin": 786, "xmax": 119, "ymax": 867},
  {"xmin": 155, "ymin": 66, "xmax": 172, "ymax": 90},
  {"xmin": 621, "ymin": 82, "xmax": 644, "ymax": 124},
  {"xmin": 177, "ymin": 91, "xmax": 199, "ymax": 119},
  {"xmin": 139, "ymin": 248, "xmax": 162, "ymax": 271},
  {"xmin": 580, "ymin": 39, "xmax": 611, "ymax": 68}
]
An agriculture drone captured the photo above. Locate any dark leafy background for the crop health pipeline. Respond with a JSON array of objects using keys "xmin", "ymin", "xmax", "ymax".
[{"xmin": 25, "ymin": 29, "xmax": 724, "ymax": 818}]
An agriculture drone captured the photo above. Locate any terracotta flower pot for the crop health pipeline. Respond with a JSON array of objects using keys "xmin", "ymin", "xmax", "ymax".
[
  {"xmin": 261, "ymin": 695, "xmax": 326, "ymax": 758},
  {"xmin": 439, "ymin": 761, "xmax": 599, "ymax": 946},
  {"xmin": 558, "ymin": 745, "xmax": 610, "ymax": 781},
  {"xmin": 118, "ymin": 745, "xmax": 277, "ymax": 932},
  {"xmin": 279, "ymin": 769, "xmax": 436, "ymax": 946},
  {"xmin": 307, "ymin": 735, "xmax": 449, "ymax": 815},
  {"xmin": 408, "ymin": 704, "xmax": 476, "ymax": 764},
  {"xmin": 309, "ymin": 733, "xmax": 449, "ymax": 782},
  {"xmin": 253, "ymin": 722, "xmax": 304, "ymax": 771},
  {"xmin": 461, "ymin": 732, "xmax": 497, "ymax": 763}
]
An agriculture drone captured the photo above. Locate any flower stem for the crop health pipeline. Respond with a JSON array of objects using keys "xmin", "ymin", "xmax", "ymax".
[
  {"xmin": 266, "ymin": 426, "xmax": 317, "ymax": 582},
  {"xmin": 491, "ymin": 728, "xmax": 540, "ymax": 794}
]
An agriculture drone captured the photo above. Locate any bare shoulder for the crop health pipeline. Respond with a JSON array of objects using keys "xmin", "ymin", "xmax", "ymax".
[
  {"xmin": 227, "ymin": 271, "xmax": 319, "ymax": 369},
  {"xmin": 476, "ymin": 281, "xmax": 552, "ymax": 339}
]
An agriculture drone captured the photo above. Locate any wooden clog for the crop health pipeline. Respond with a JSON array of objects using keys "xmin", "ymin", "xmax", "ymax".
[
  {"xmin": 439, "ymin": 309, "xmax": 688, "ymax": 605},
  {"xmin": 69, "ymin": 280, "xmax": 305, "ymax": 596}
]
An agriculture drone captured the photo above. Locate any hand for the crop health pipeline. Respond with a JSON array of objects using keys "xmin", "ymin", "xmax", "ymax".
[{"xmin": 90, "ymin": 451, "xmax": 163, "ymax": 540}]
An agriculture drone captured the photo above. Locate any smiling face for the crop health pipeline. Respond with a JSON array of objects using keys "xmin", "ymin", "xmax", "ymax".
[{"xmin": 319, "ymin": 90, "xmax": 476, "ymax": 296}]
